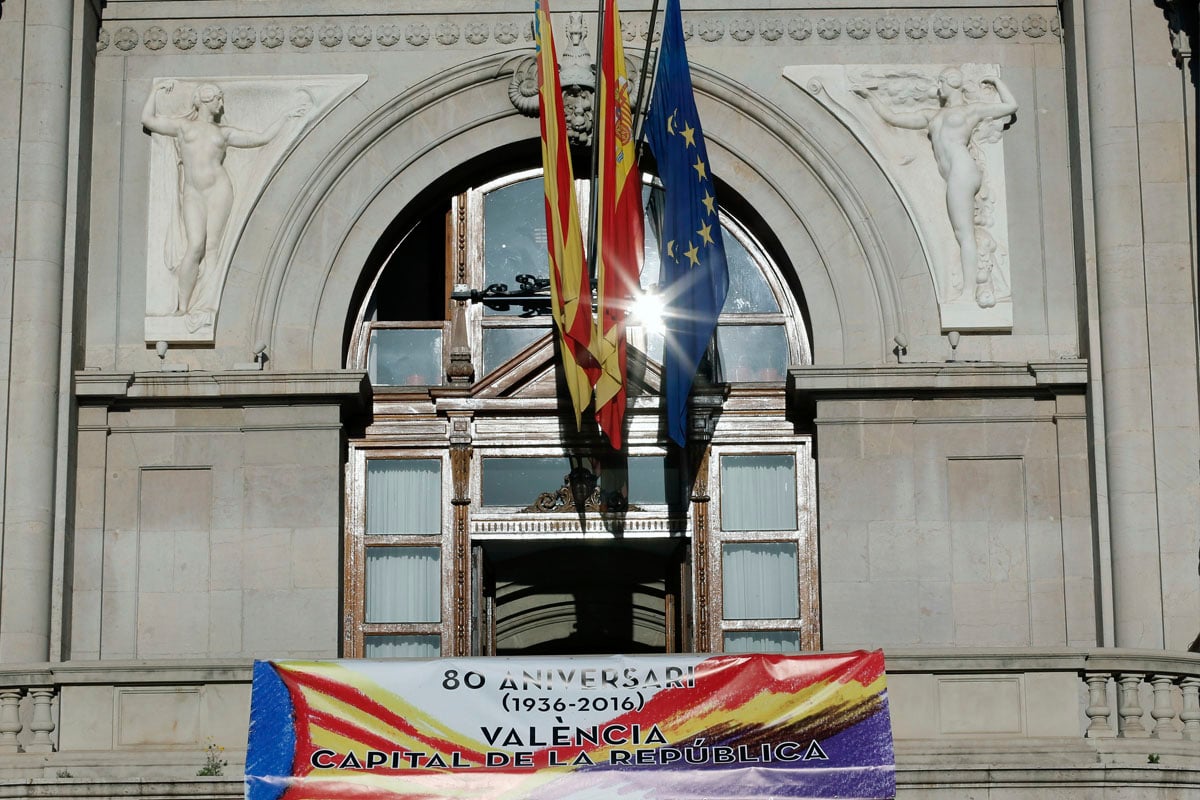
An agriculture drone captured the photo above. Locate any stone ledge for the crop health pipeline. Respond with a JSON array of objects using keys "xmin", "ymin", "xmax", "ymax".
[
  {"xmin": 0, "ymin": 660, "xmax": 252, "ymax": 688},
  {"xmin": 74, "ymin": 371, "xmax": 369, "ymax": 409},
  {"xmin": 789, "ymin": 360, "xmax": 1087, "ymax": 393},
  {"xmin": 884, "ymin": 647, "xmax": 1088, "ymax": 673},
  {"xmin": 896, "ymin": 763, "xmax": 1200, "ymax": 789},
  {"xmin": 885, "ymin": 645, "xmax": 1200, "ymax": 674},
  {"xmin": 788, "ymin": 361, "xmax": 1088, "ymax": 421},
  {"xmin": 0, "ymin": 777, "xmax": 241, "ymax": 798}
]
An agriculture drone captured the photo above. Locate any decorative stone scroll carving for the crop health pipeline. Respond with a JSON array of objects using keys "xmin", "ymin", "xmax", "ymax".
[
  {"xmin": 505, "ymin": 13, "xmax": 639, "ymax": 146},
  {"xmin": 786, "ymin": 64, "xmax": 1018, "ymax": 330},
  {"xmin": 142, "ymin": 75, "xmax": 366, "ymax": 343}
]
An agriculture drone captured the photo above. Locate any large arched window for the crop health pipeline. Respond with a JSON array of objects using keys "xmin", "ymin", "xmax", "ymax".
[
  {"xmin": 343, "ymin": 168, "xmax": 816, "ymax": 658},
  {"xmin": 351, "ymin": 170, "xmax": 809, "ymax": 389}
]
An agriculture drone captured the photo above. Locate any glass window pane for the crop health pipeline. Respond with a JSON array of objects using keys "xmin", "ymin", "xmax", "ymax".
[
  {"xmin": 642, "ymin": 185, "xmax": 777, "ymax": 314},
  {"xmin": 368, "ymin": 328, "xmax": 443, "ymax": 386},
  {"xmin": 483, "ymin": 326, "xmax": 549, "ymax": 373},
  {"xmin": 723, "ymin": 631, "xmax": 801, "ymax": 653},
  {"xmin": 627, "ymin": 457, "xmax": 673, "ymax": 506},
  {"xmin": 640, "ymin": 184, "xmax": 663, "ymax": 290},
  {"xmin": 724, "ymin": 235, "xmax": 781, "ymax": 313},
  {"xmin": 630, "ymin": 324, "xmax": 665, "ymax": 365},
  {"xmin": 365, "ymin": 634, "xmax": 441, "ymax": 658},
  {"xmin": 482, "ymin": 457, "xmax": 571, "ymax": 506},
  {"xmin": 367, "ymin": 460, "xmax": 441, "ymax": 535},
  {"xmin": 366, "ymin": 546, "xmax": 441, "ymax": 623},
  {"xmin": 722, "ymin": 542, "xmax": 799, "ymax": 619},
  {"xmin": 484, "ymin": 179, "xmax": 548, "ymax": 316},
  {"xmin": 721, "ymin": 455, "xmax": 797, "ymax": 531},
  {"xmin": 718, "ymin": 325, "xmax": 788, "ymax": 383}
]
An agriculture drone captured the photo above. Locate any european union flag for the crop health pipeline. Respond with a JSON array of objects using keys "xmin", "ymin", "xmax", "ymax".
[{"xmin": 644, "ymin": 0, "xmax": 729, "ymax": 446}]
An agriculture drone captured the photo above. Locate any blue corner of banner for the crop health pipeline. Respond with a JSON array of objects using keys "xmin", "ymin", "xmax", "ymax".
[{"xmin": 245, "ymin": 660, "xmax": 295, "ymax": 800}]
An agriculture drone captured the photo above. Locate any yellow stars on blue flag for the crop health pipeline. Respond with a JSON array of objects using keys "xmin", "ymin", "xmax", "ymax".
[
  {"xmin": 661, "ymin": 106, "xmax": 719, "ymax": 270},
  {"xmin": 680, "ymin": 121, "xmax": 696, "ymax": 147},
  {"xmin": 643, "ymin": 0, "xmax": 730, "ymax": 445}
]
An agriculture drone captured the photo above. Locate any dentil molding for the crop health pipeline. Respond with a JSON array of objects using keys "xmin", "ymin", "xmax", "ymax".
[{"xmin": 97, "ymin": 10, "xmax": 1061, "ymax": 54}]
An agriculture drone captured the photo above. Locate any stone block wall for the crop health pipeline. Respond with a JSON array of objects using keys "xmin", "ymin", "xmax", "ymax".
[
  {"xmin": 797, "ymin": 364, "xmax": 1094, "ymax": 650},
  {"xmin": 69, "ymin": 374, "xmax": 362, "ymax": 661}
]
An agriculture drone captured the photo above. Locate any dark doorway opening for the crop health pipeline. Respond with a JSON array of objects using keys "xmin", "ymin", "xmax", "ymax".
[{"xmin": 475, "ymin": 539, "xmax": 687, "ymax": 656}]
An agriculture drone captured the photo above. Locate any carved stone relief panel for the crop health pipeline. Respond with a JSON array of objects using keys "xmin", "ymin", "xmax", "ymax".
[
  {"xmin": 785, "ymin": 64, "xmax": 1018, "ymax": 331},
  {"xmin": 142, "ymin": 75, "xmax": 366, "ymax": 344}
]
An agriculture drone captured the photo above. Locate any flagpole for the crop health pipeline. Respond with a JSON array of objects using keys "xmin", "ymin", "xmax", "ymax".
[
  {"xmin": 630, "ymin": 0, "xmax": 662, "ymax": 147},
  {"xmin": 585, "ymin": 0, "xmax": 607, "ymax": 283}
]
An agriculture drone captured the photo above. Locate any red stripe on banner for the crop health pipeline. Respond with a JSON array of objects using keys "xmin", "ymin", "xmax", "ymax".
[{"xmin": 277, "ymin": 665, "xmax": 490, "ymax": 769}]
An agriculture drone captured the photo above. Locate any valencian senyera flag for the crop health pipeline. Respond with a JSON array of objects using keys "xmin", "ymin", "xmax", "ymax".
[
  {"xmin": 644, "ymin": 0, "xmax": 730, "ymax": 447},
  {"xmin": 592, "ymin": 0, "xmax": 645, "ymax": 451},
  {"xmin": 536, "ymin": 0, "xmax": 599, "ymax": 428},
  {"xmin": 246, "ymin": 651, "xmax": 896, "ymax": 800}
]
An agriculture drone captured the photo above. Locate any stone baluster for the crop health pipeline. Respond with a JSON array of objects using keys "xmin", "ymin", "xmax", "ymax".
[
  {"xmin": 0, "ymin": 689, "xmax": 22, "ymax": 752},
  {"xmin": 1084, "ymin": 672, "xmax": 1114, "ymax": 737},
  {"xmin": 1149, "ymin": 676, "xmax": 1182, "ymax": 739},
  {"xmin": 1180, "ymin": 678, "xmax": 1200, "ymax": 742},
  {"xmin": 25, "ymin": 688, "xmax": 56, "ymax": 753},
  {"xmin": 1116, "ymin": 673, "xmax": 1149, "ymax": 737},
  {"xmin": 1142, "ymin": 681, "xmax": 1180, "ymax": 743}
]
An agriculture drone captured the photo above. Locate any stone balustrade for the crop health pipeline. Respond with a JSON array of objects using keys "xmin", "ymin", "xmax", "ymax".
[
  {"xmin": 0, "ymin": 650, "xmax": 1193, "ymax": 796},
  {"xmin": 884, "ymin": 648, "xmax": 1200, "ymax": 745}
]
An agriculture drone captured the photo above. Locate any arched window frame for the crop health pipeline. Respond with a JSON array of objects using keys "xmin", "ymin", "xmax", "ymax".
[{"xmin": 343, "ymin": 168, "xmax": 818, "ymax": 657}]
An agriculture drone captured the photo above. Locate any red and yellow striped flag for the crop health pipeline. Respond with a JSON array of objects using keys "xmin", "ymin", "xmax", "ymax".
[
  {"xmin": 536, "ymin": 0, "xmax": 598, "ymax": 428},
  {"xmin": 593, "ymin": 0, "xmax": 645, "ymax": 449}
]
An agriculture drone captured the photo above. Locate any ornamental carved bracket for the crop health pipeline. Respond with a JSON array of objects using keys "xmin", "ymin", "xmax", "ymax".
[{"xmin": 522, "ymin": 468, "xmax": 640, "ymax": 514}]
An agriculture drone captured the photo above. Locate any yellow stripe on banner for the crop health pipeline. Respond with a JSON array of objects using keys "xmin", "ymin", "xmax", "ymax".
[
  {"xmin": 280, "ymin": 663, "xmax": 493, "ymax": 754},
  {"xmin": 308, "ymin": 727, "xmax": 378, "ymax": 760},
  {"xmin": 613, "ymin": 675, "xmax": 888, "ymax": 754}
]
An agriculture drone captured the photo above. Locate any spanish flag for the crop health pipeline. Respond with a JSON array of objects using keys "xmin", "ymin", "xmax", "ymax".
[
  {"xmin": 593, "ymin": 0, "xmax": 645, "ymax": 450},
  {"xmin": 536, "ymin": 0, "xmax": 598, "ymax": 428}
]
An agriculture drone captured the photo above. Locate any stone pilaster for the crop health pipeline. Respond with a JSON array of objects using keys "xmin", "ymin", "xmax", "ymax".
[
  {"xmin": 1082, "ymin": 0, "xmax": 1165, "ymax": 649},
  {"xmin": 0, "ymin": 0, "xmax": 74, "ymax": 662}
]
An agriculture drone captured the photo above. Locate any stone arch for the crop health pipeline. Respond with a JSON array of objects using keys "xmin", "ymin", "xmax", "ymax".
[{"xmin": 221, "ymin": 53, "xmax": 925, "ymax": 369}]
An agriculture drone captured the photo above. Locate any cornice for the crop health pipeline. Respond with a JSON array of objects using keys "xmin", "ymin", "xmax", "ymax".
[
  {"xmin": 96, "ymin": 7, "xmax": 1062, "ymax": 55},
  {"xmin": 101, "ymin": 1, "xmax": 1058, "ymax": 18},
  {"xmin": 74, "ymin": 369, "xmax": 370, "ymax": 408},
  {"xmin": 787, "ymin": 360, "xmax": 1088, "ymax": 421}
]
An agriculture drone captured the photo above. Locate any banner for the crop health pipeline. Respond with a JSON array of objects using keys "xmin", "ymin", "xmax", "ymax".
[{"xmin": 246, "ymin": 651, "xmax": 895, "ymax": 800}]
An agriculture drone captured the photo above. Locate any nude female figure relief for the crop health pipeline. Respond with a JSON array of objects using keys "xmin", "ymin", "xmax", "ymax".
[
  {"xmin": 855, "ymin": 68, "xmax": 1018, "ymax": 308},
  {"xmin": 141, "ymin": 81, "xmax": 308, "ymax": 329}
]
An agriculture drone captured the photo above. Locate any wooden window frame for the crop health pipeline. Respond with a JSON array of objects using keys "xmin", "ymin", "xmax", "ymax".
[
  {"xmin": 706, "ymin": 443, "xmax": 820, "ymax": 651},
  {"xmin": 344, "ymin": 447, "xmax": 454, "ymax": 657}
]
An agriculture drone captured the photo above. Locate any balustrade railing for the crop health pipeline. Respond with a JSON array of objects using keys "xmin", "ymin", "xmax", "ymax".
[
  {"xmin": 0, "ymin": 650, "xmax": 1193, "ymax": 773},
  {"xmin": 1082, "ymin": 670, "xmax": 1200, "ymax": 741},
  {"xmin": 883, "ymin": 648, "xmax": 1200, "ymax": 747}
]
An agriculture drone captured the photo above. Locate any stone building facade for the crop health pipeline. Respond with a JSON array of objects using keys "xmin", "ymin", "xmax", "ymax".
[{"xmin": 0, "ymin": 0, "xmax": 1197, "ymax": 796}]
